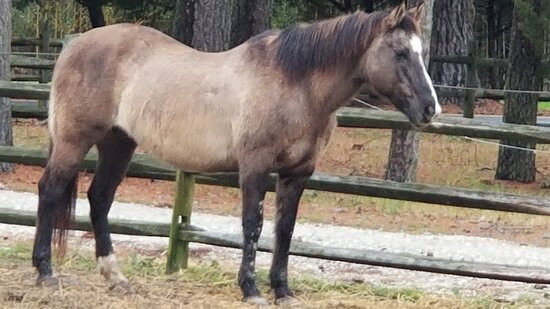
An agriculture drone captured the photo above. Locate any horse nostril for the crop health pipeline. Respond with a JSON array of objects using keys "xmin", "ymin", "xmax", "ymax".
[{"xmin": 424, "ymin": 104, "xmax": 435, "ymax": 118}]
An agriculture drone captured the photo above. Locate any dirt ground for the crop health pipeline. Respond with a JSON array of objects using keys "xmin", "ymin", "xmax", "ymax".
[{"xmin": 0, "ymin": 240, "xmax": 538, "ymax": 309}]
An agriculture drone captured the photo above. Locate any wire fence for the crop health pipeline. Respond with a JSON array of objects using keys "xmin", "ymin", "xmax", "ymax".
[
  {"xmin": 434, "ymin": 84, "xmax": 550, "ymax": 96},
  {"xmin": 351, "ymin": 96, "xmax": 550, "ymax": 155}
]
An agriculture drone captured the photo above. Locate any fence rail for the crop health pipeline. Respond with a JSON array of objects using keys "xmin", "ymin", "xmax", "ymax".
[
  {"xmin": 433, "ymin": 87, "xmax": 550, "ymax": 102},
  {"xmin": 1, "ymin": 145, "xmax": 550, "ymax": 216},
  {"xmin": 10, "ymin": 55, "xmax": 55, "ymax": 70},
  {"xmin": 1, "ymin": 206, "xmax": 549, "ymax": 283},
  {"xmin": 12, "ymin": 74, "xmax": 41, "ymax": 82},
  {"xmin": 12, "ymin": 37, "xmax": 63, "ymax": 48},
  {"xmin": 5, "ymin": 82, "xmax": 550, "ymax": 144}
]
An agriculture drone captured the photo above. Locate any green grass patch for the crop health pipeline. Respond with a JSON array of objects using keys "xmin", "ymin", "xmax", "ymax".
[
  {"xmin": 538, "ymin": 101, "xmax": 550, "ymax": 111},
  {"xmin": 0, "ymin": 242, "xmax": 31, "ymax": 260}
]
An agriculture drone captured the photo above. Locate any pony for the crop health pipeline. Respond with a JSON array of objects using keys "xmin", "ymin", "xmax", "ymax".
[{"xmin": 31, "ymin": 2, "xmax": 439, "ymax": 306}]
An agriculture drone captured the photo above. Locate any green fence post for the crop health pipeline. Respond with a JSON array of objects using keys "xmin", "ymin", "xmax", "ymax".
[{"xmin": 166, "ymin": 170, "xmax": 195, "ymax": 274}]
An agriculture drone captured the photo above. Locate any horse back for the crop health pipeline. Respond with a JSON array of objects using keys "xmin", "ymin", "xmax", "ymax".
[{"xmin": 48, "ymin": 24, "xmax": 189, "ymax": 141}]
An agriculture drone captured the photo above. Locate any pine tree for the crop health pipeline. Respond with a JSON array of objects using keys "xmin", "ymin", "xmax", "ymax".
[
  {"xmin": 0, "ymin": 0, "xmax": 13, "ymax": 173},
  {"xmin": 495, "ymin": 0, "xmax": 549, "ymax": 183}
]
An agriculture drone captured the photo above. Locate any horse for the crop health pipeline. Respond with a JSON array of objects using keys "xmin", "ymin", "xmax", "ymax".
[{"xmin": 31, "ymin": 2, "xmax": 439, "ymax": 306}]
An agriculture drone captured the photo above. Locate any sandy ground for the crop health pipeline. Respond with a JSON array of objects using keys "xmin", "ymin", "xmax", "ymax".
[{"xmin": 1, "ymin": 189, "xmax": 550, "ymax": 306}]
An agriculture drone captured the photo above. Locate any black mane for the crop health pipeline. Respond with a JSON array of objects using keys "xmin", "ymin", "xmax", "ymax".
[{"xmin": 247, "ymin": 10, "xmax": 418, "ymax": 81}]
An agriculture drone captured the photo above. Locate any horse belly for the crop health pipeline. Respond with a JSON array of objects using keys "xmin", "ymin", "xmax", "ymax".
[{"xmin": 116, "ymin": 111, "xmax": 238, "ymax": 173}]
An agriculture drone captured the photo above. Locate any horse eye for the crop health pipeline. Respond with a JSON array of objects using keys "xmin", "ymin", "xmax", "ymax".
[{"xmin": 395, "ymin": 49, "xmax": 409, "ymax": 61}]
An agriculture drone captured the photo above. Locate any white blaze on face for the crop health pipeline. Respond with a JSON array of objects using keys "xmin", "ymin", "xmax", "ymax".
[{"xmin": 410, "ymin": 35, "xmax": 441, "ymax": 117}]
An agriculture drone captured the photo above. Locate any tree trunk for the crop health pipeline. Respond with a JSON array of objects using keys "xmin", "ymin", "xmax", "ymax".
[
  {"xmin": 485, "ymin": 0, "xmax": 499, "ymax": 88},
  {"xmin": 172, "ymin": 0, "xmax": 195, "ymax": 45},
  {"xmin": 86, "ymin": 4, "xmax": 105, "ymax": 28},
  {"xmin": 173, "ymin": 0, "xmax": 272, "ymax": 50},
  {"xmin": 230, "ymin": 0, "xmax": 272, "ymax": 48},
  {"xmin": 429, "ymin": 0, "xmax": 475, "ymax": 106},
  {"xmin": 0, "ymin": 0, "xmax": 12, "ymax": 173},
  {"xmin": 495, "ymin": 1, "xmax": 543, "ymax": 183},
  {"xmin": 385, "ymin": 0, "xmax": 434, "ymax": 183},
  {"xmin": 484, "ymin": 0, "xmax": 514, "ymax": 89},
  {"xmin": 385, "ymin": 131, "xmax": 420, "ymax": 182},
  {"xmin": 192, "ymin": 0, "xmax": 233, "ymax": 52}
]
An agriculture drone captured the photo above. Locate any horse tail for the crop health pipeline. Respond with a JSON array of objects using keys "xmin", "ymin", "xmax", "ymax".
[
  {"xmin": 47, "ymin": 138, "xmax": 79, "ymax": 259},
  {"xmin": 52, "ymin": 175, "xmax": 78, "ymax": 259}
]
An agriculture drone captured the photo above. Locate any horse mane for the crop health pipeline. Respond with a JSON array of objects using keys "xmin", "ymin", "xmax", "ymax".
[{"xmin": 247, "ymin": 9, "xmax": 419, "ymax": 81}]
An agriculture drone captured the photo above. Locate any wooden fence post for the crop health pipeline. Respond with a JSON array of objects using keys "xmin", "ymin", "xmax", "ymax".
[
  {"xmin": 166, "ymin": 170, "xmax": 195, "ymax": 274},
  {"xmin": 463, "ymin": 40, "xmax": 477, "ymax": 118},
  {"xmin": 38, "ymin": 18, "xmax": 50, "ymax": 109}
]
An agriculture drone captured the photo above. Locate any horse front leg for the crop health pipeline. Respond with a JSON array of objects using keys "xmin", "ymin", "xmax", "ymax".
[
  {"xmin": 270, "ymin": 173, "xmax": 309, "ymax": 305},
  {"xmin": 238, "ymin": 171, "xmax": 269, "ymax": 306}
]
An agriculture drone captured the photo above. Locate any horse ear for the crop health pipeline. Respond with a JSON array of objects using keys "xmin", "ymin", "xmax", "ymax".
[
  {"xmin": 383, "ymin": 2, "xmax": 407, "ymax": 30},
  {"xmin": 408, "ymin": 1, "xmax": 426, "ymax": 22}
]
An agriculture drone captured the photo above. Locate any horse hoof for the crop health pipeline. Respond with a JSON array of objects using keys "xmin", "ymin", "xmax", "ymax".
[
  {"xmin": 36, "ymin": 275, "xmax": 58, "ymax": 287},
  {"xmin": 275, "ymin": 296, "xmax": 300, "ymax": 307},
  {"xmin": 243, "ymin": 296, "xmax": 269, "ymax": 307}
]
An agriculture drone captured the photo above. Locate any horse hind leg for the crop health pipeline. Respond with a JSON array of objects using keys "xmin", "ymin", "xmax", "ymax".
[
  {"xmin": 32, "ymin": 139, "xmax": 92, "ymax": 286},
  {"xmin": 87, "ymin": 127, "xmax": 136, "ymax": 289}
]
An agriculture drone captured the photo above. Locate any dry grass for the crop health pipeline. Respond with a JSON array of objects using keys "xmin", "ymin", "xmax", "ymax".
[
  {"xmin": 5, "ymin": 120, "xmax": 550, "ymax": 246},
  {"xmin": 0, "ymin": 241, "xmax": 537, "ymax": 309}
]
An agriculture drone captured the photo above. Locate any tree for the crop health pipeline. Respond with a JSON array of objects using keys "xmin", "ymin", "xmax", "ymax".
[
  {"xmin": 0, "ymin": 0, "xmax": 13, "ymax": 173},
  {"xmin": 172, "ymin": 0, "xmax": 232, "ymax": 50},
  {"xmin": 172, "ymin": 0, "xmax": 195, "ymax": 45},
  {"xmin": 495, "ymin": 0, "xmax": 548, "ymax": 183},
  {"xmin": 231, "ymin": 0, "xmax": 272, "ymax": 47},
  {"xmin": 323, "ymin": 0, "xmax": 401, "ymax": 13},
  {"xmin": 428, "ymin": 0, "xmax": 475, "ymax": 106},
  {"xmin": 191, "ymin": 0, "xmax": 233, "ymax": 51},
  {"xmin": 481, "ymin": 0, "xmax": 514, "ymax": 89},
  {"xmin": 384, "ymin": 0, "xmax": 434, "ymax": 183},
  {"xmin": 173, "ymin": 0, "xmax": 273, "ymax": 50},
  {"xmin": 75, "ymin": 0, "xmax": 105, "ymax": 27},
  {"xmin": 110, "ymin": 0, "xmax": 176, "ymax": 30}
]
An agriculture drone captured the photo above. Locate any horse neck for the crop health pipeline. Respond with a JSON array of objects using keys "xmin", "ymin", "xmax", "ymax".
[{"xmin": 307, "ymin": 64, "xmax": 362, "ymax": 115}]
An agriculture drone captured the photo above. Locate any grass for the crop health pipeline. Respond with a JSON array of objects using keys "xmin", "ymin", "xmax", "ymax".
[
  {"xmin": 0, "ymin": 241, "xmax": 542, "ymax": 308},
  {"xmin": 538, "ymin": 101, "xmax": 550, "ymax": 111}
]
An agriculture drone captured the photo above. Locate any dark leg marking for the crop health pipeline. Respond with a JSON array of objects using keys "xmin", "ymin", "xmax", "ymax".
[
  {"xmin": 270, "ymin": 173, "xmax": 309, "ymax": 303},
  {"xmin": 32, "ymin": 141, "xmax": 90, "ymax": 285},
  {"xmin": 238, "ymin": 172, "xmax": 270, "ymax": 304},
  {"xmin": 88, "ymin": 127, "xmax": 136, "ymax": 286}
]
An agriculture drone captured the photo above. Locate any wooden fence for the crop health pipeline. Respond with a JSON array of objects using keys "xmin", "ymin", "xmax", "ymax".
[
  {"xmin": 9, "ymin": 26, "xmax": 59, "ymax": 108},
  {"xmin": 1, "ymin": 81, "xmax": 550, "ymax": 283},
  {"xmin": 431, "ymin": 46, "xmax": 550, "ymax": 118},
  {"xmin": 10, "ymin": 20, "xmax": 60, "ymax": 83}
]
